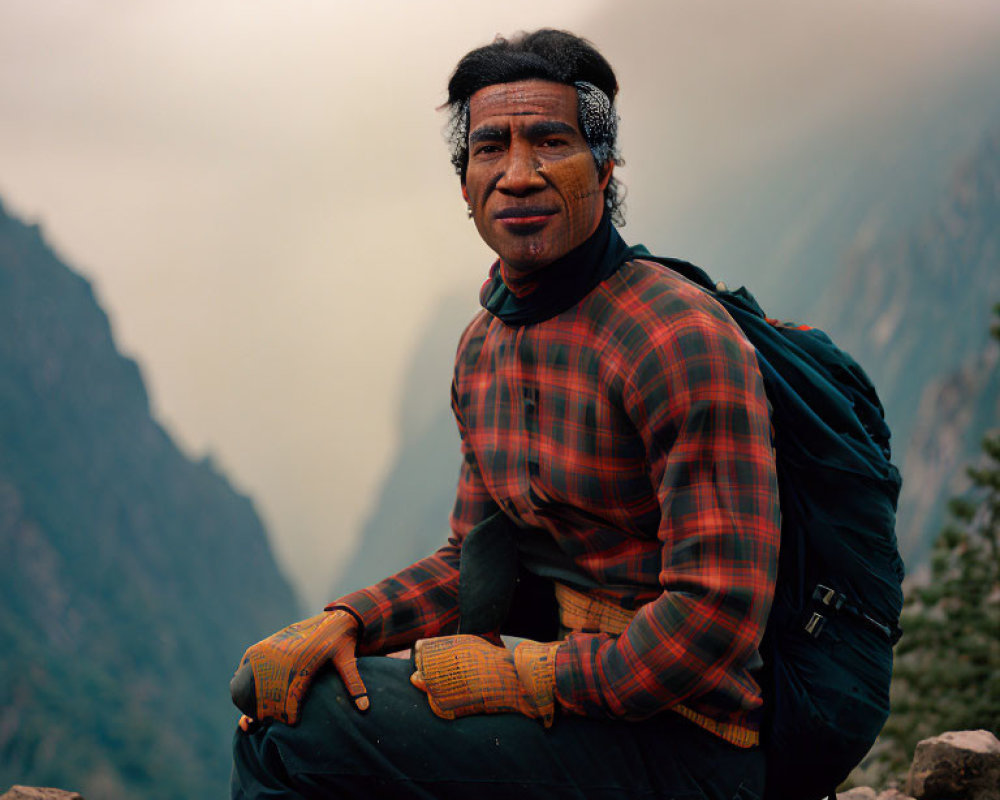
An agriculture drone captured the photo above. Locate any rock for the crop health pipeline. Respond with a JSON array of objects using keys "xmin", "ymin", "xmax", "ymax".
[
  {"xmin": 0, "ymin": 788, "xmax": 84, "ymax": 800},
  {"xmin": 906, "ymin": 730, "xmax": 1000, "ymax": 800},
  {"xmin": 839, "ymin": 788, "xmax": 878, "ymax": 800},
  {"xmin": 876, "ymin": 789, "xmax": 916, "ymax": 800}
]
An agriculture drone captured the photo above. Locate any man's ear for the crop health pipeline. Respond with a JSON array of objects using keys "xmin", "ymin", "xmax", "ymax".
[
  {"xmin": 597, "ymin": 161, "xmax": 614, "ymax": 192},
  {"xmin": 461, "ymin": 184, "xmax": 470, "ymax": 204}
]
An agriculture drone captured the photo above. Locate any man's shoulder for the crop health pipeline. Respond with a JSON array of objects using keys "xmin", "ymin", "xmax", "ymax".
[
  {"xmin": 452, "ymin": 256, "xmax": 748, "ymax": 368},
  {"xmin": 614, "ymin": 254, "xmax": 708, "ymax": 298},
  {"xmin": 600, "ymin": 255, "xmax": 737, "ymax": 331},
  {"xmin": 454, "ymin": 308, "xmax": 492, "ymax": 363}
]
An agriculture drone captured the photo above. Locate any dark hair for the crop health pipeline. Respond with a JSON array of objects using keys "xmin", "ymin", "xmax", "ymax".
[{"xmin": 444, "ymin": 29, "xmax": 625, "ymax": 225}]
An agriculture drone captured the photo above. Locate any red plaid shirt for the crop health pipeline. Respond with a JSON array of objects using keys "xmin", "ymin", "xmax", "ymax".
[{"xmin": 332, "ymin": 258, "xmax": 780, "ymax": 745}]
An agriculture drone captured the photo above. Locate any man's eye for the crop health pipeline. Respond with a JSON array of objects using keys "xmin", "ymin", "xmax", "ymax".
[
  {"xmin": 540, "ymin": 138, "xmax": 568, "ymax": 148},
  {"xmin": 473, "ymin": 144, "xmax": 502, "ymax": 156}
]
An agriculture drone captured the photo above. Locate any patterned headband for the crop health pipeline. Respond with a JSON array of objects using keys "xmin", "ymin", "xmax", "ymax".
[{"xmin": 573, "ymin": 81, "xmax": 618, "ymax": 166}]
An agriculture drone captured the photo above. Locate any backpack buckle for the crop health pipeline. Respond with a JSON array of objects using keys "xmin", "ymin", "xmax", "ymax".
[
  {"xmin": 804, "ymin": 612, "xmax": 826, "ymax": 638},
  {"xmin": 813, "ymin": 584, "xmax": 845, "ymax": 610},
  {"xmin": 804, "ymin": 585, "xmax": 846, "ymax": 638}
]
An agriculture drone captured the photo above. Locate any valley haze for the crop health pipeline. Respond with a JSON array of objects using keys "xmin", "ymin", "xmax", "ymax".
[{"xmin": 2, "ymin": 0, "xmax": 1000, "ymax": 607}]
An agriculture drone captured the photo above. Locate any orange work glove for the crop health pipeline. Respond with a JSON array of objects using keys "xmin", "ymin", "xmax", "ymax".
[
  {"xmin": 411, "ymin": 635, "xmax": 560, "ymax": 727},
  {"xmin": 234, "ymin": 610, "xmax": 368, "ymax": 725}
]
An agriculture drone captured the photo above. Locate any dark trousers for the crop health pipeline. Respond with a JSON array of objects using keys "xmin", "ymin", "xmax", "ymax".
[{"xmin": 231, "ymin": 656, "xmax": 764, "ymax": 800}]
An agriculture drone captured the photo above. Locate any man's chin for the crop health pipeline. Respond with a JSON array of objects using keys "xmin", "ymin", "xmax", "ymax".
[
  {"xmin": 492, "ymin": 237, "xmax": 563, "ymax": 275},
  {"xmin": 498, "ymin": 250, "xmax": 557, "ymax": 276}
]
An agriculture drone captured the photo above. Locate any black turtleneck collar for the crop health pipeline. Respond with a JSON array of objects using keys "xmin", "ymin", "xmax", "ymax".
[{"xmin": 479, "ymin": 210, "xmax": 632, "ymax": 326}]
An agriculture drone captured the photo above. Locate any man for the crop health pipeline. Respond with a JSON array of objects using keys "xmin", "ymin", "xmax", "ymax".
[{"xmin": 231, "ymin": 29, "xmax": 780, "ymax": 800}]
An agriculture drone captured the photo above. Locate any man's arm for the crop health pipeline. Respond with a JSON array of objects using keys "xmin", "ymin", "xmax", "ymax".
[
  {"xmin": 553, "ymin": 295, "xmax": 780, "ymax": 725},
  {"xmin": 328, "ymin": 377, "xmax": 500, "ymax": 655},
  {"xmin": 234, "ymin": 363, "xmax": 499, "ymax": 724}
]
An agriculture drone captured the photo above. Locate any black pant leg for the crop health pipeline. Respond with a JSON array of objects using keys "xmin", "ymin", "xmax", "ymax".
[{"xmin": 231, "ymin": 656, "xmax": 764, "ymax": 800}]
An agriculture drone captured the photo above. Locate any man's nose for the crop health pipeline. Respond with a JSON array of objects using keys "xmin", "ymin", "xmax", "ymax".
[{"xmin": 497, "ymin": 141, "xmax": 545, "ymax": 195}]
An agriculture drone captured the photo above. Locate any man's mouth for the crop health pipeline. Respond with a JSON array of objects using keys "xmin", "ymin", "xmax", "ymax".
[{"xmin": 494, "ymin": 206, "xmax": 558, "ymax": 231}]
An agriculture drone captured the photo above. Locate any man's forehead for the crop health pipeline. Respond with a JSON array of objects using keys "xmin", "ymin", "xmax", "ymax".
[{"xmin": 468, "ymin": 80, "xmax": 579, "ymax": 128}]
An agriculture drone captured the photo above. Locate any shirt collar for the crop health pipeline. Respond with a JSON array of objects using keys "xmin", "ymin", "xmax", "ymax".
[{"xmin": 479, "ymin": 211, "xmax": 631, "ymax": 326}]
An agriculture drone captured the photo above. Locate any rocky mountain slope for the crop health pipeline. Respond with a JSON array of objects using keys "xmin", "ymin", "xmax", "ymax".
[
  {"xmin": 895, "ymin": 337, "xmax": 999, "ymax": 572},
  {"xmin": 0, "ymin": 200, "xmax": 300, "ymax": 800},
  {"xmin": 811, "ymin": 130, "xmax": 1000, "ymax": 565}
]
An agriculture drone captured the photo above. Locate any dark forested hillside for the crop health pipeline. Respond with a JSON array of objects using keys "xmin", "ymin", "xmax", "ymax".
[{"xmin": 0, "ymin": 199, "xmax": 300, "ymax": 799}]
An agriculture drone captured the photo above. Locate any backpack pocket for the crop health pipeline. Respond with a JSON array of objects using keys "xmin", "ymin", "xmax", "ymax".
[{"xmin": 764, "ymin": 618, "xmax": 892, "ymax": 800}]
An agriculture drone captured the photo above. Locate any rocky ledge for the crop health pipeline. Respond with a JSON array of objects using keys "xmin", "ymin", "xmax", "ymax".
[
  {"xmin": 0, "ymin": 789, "xmax": 84, "ymax": 800},
  {"xmin": 3, "ymin": 729, "xmax": 997, "ymax": 799},
  {"xmin": 840, "ymin": 730, "xmax": 1000, "ymax": 800}
]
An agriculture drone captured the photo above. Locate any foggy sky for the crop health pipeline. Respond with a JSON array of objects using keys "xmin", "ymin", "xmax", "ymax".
[{"xmin": 2, "ymin": 0, "xmax": 999, "ymax": 607}]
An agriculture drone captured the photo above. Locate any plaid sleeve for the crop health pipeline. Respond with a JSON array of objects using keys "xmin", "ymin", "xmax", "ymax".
[
  {"xmin": 328, "ymin": 371, "xmax": 499, "ymax": 655},
  {"xmin": 553, "ymin": 292, "xmax": 780, "ymax": 720}
]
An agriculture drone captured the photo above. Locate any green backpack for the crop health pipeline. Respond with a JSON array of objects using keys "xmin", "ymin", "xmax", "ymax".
[{"xmin": 642, "ymin": 255, "xmax": 905, "ymax": 800}]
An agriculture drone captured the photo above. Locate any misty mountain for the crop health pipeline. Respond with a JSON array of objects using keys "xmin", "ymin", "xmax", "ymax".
[
  {"xmin": 809, "ymin": 130, "xmax": 1000, "ymax": 565},
  {"xmin": 332, "ymin": 121, "xmax": 1000, "ymax": 601},
  {"xmin": 330, "ymin": 295, "xmax": 469, "ymax": 597},
  {"xmin": 0, "ymin": 200, "xmax": 300, "ymax": 799},
  {"xmin": 895, "ymin": 332, "xmax": 999, "ymax": 579}
]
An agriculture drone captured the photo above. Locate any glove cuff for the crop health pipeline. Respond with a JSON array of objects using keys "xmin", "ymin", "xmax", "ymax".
[
  {"xmin": 513, "ymin": 640, "xmax": 560, "ymax": 728},
  {"xmin": 555, "ymin": 582, "xmax": 634, "ymax": 636}
]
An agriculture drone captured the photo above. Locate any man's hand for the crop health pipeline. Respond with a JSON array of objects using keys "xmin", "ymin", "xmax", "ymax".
[
  {"xmin": 233, "ymin": 610, "xmax": 368, "ymax": 726},
  {"xmin": 410, "ymin": 635, "xmax": 560, "ymax": 727}
]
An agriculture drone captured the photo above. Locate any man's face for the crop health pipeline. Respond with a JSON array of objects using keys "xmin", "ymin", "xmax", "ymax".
[{"xmin": 462, "ymin": 80, "xmax": 612, "ymax": 275}]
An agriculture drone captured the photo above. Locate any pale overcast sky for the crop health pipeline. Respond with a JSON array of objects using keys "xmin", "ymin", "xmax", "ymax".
[{"xmin": 2, "ymin": 0, "xmax": 999, "ymax": 606}]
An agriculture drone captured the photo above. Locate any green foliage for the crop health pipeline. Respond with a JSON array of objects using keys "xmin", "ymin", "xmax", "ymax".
[{"xmin": 879, "ymin": 302, "xmax": 1000, "ymax": 778}]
